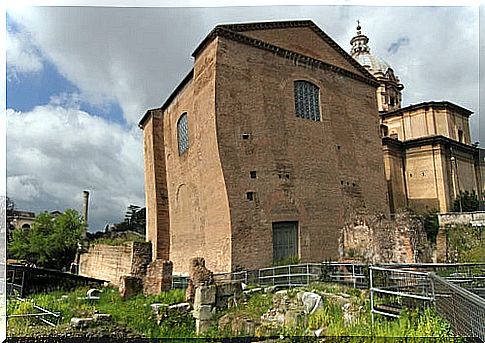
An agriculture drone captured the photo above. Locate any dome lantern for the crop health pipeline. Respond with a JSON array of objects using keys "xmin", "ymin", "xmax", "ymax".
[{"xmin": 350, "ymin": 22, "xmax": 404, "ymax": 113}]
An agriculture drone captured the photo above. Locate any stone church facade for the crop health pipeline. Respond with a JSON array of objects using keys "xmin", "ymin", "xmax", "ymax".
[
  {"xmin": 349, "ymin": 24, "xmax": 484, "ymax": 214},
  {"xmin": 139, "ymin": 20, "xmax": 390, "ymax": 273}
]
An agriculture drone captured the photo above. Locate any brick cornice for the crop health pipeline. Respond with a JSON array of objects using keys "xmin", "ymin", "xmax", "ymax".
[
  {"xmin": 213, "ymin": 20, "xmax": 374, "ymax": 81},
  {"xmin": 194, "ymin": 27, "xmax": 379, "ymax": 88}
]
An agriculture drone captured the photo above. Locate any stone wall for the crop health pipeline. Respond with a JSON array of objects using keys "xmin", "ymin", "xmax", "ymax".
[
  {"xmin": 79, "ymin": 242, "xmax": 151, "ymax": 286},
  {"xmin": 340, "ymin": 210, "xmax": 431, "ymax": 263},
  {"xmin": 436, "ymin": 211, "xmax": 485, "ymax": 262}
]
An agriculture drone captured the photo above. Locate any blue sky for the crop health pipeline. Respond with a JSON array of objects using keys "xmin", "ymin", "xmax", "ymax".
[{"xmin": 5, "ymin": 5, "xmax": 480, "ymax": 231}]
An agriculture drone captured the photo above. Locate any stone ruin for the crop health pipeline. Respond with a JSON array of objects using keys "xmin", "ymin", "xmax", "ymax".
[
  {"xmin": 185, "ymin": 257, "xmax": 243, "ymax": 335},
  {"xmin": 119, "ymin": 259, "xmax": 173, "ymax": 299},
  {"xmin": 185, "ymin": 257, "xmax": 214, "ymax": 304},
  {"xmin": 340, "ymin": 208, "xmax": 432, "ymax": 263}
]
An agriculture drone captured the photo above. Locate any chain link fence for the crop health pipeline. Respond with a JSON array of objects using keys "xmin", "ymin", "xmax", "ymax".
[
  {"xmin": 369, "ymin": 265, "xmax": 485, "ymax": 341},
  {"xmin": 431, "ymin": 273, "xmax": 485, "ymax": 340}
]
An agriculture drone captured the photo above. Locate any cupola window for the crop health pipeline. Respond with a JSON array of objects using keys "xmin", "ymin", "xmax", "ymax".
[{"xmin": 294, "ymin": 80, "xmax": 321, "ymax": 121}]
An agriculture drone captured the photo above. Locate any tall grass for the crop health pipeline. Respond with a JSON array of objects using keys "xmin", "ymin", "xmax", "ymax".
[
  {"xmin": 8, "ymin": 284, "xmax": 456, "ymax": 339},
  {"xmin": 7, "ymin": 286, "xmax": 194, "ymax": 338}
]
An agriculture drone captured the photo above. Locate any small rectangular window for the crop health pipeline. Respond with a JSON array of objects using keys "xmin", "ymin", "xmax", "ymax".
[
  {"xmin": 242, "ymin": 133, "xmax": 251, "ymax": 140},
  {"xmin": 250, "ymin": 171, "xmax": 257, "ymax": 179},
  {"xmin": 246, "ymin": 192, "xmax": 254, "ymax": 201}
]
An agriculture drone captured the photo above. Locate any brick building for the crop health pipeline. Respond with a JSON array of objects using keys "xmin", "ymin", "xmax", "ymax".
[
  {"xmin": 139, "ymin": 20, "xmax": 390, "ymax": 273},
  {"xmin": 350, "ymin": 24, "xmax": 484, "ymax": 213}
]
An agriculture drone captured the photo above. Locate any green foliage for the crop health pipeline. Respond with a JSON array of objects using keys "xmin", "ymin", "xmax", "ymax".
[
  {"xmin": 7, "ymin": 286, "xmax": 193, "ymax": 338},
  {"xmin": 447, "ymin": 224, "xmax": 485, "ymax": 262},
  {"xmin": 113, "ymin": 204, "xmax": 146, "ymax": 234},
  {"xmin": 419, "ymin": 210, "xmax": 440, "ymax": 244},
  {"xmin": 7, "ymin": 284, "xmax": 456, "ymax": 339},
  {"xmin": 227, "ymin": 292, "xmax": 273, "ymax": 321},
  {"xmin": 452, "ymin": 190, "xmax": 479, "ymax": 212},
  {"xmin": 8, "ymin": 209, "xmax": 85, "ymax": 270},
  {"xmin": 91, "ymin": 233, "xmax": 146, "ymax": 246}
]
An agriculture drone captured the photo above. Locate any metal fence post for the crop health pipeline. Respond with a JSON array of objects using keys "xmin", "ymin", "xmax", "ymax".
[
  {"xmin": 352, "ymin": 264, "xmax": 356, "ymax": 289},
  {"xmin": 307, "ymin": 264, "xmax": 310, "ymax": 285},
  {"xmin": 370, "ymin": 266, "xmax": 374, "ymax": 325}
]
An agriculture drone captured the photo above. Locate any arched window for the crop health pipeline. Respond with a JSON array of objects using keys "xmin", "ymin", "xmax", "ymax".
[
  {"xmin": 177, "ymin": 113, "xmax": 189, "ymax": 155},
  {"xmin": 294, "ymin": 80, "xmax": 321, "ymax": 121}
]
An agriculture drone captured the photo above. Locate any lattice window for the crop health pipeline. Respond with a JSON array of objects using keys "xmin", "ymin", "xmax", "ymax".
[
  {"xmin": 177, "ymin": 113, "xmax": 189, "ymax": 155},
  {"xmin": 294, "ymin": 80, "xmax": 321, "ymax": 121}
]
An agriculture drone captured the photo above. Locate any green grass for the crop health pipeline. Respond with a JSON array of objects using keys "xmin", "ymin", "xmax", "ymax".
[
  {"xmin": 7, "ymin": 286, "xmax": 194, "ymax": 338},
  {"xmin": 7, "ymin": 283, "xmax": 458, "ymax": 339}
]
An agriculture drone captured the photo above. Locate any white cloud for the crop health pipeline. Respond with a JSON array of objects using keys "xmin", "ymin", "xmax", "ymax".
[
  {"xmin": 6, "ymin": 6, "xmax": 479, "ymax": 131},
  {"xmin": 6, "ymin": 29, "xmax": 43, "ymax": 80},
  {"xmin": 6, "ymin": 104, "xmax": 145, "ymax": 230},
  {"xmin": 4, "ymin": 6, "xmax": 480, "ymax": 230}
]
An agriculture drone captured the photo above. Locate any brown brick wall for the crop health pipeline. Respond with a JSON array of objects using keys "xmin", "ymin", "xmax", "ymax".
[
  {"xmin": 215, "ymin": 36, "xmax": 388, "ymax": 270},
  {"xmin": 144, "ymin": 26, "xmax": 389, "ymax": 274},
  {"xmin": 143, "ymin": 110, "xmax": 170, "ymax": 261},
  {"xmin": 240, "ymin": 26, "xmax": 366, "ymax": 77},
  {"xmin": 161, "ymin": 38, "xmax": 232, "ymax": 274}
]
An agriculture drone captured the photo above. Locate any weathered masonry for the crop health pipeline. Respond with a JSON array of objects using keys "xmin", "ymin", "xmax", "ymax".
[{"xmin": 139, "ymin": 20, "xmax": 389, "ymax": 274}]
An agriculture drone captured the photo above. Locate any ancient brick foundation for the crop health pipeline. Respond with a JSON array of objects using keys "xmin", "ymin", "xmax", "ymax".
[
  {"xmin": 340, "ymin": 209, "xmax": 432, "ymax": 263},
  {"xmin": 143, "ymin": 259, "xmax": 173, "ymax": 295}
]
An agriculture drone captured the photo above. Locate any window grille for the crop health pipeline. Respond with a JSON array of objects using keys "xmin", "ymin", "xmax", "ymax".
[
  {"xmin": 177, "ymin": 113, "xmax": 189, "ymax": 155},
  {"xmin": 294, "ymin": 81, "xmax": 321, "ymax": 121}
]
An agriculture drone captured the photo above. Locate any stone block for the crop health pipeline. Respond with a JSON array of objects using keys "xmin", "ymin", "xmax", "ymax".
[
  {"xmin": 195, "ymin": 285, "xmax": 216, "ymax": 305},
  {"xmin": 86, "ymin": 288, "xmax": 101, "ymax": 298},
  {"xmin": 119, "ymin": 275, "xmax": 143, "ymax": 299},
  {"xmin": 168, "ymin": 302, "xmax": 191, "ymax": 312},
  {"xmin": 216, "ymin": 282, "xmax": 242, "ymax": 297},
  {"xmin": 193, "ymin": 304, "xmax": 215, "ymax": 320},
  {"xmin": 195, "ymin": 319, "xmax": 212, "ymax": 335},
  {"xmin": 150, "ymin": 303, "xmax": 169, "ymax": 314},
  {"xmin": 70, "ymin": 317, "xmax": 93, "ymax": 328}
]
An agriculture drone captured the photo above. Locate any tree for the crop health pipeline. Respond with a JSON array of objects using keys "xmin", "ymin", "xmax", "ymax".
[
  {"xmin": 8, "ymin": 209, "xmax": 85, "ymax": 270},
  {"xmin": 111, "ymin": 204, "xmax": 146, "ymax": 234},
  {"xmin": 452, "ymin": 190, "xmax": 479, "ymax": 212},
  {"xmin": 6, "ymin": 196, "xmax": 16, "ymax": 242}
]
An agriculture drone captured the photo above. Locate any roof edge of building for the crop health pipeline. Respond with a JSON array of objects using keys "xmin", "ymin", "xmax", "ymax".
[
  {"xmin": 383, "ymin": 134, "xmax": 479, "ymax": 154},
  {"xmin": 192, "ymin": 20, "xmax": 378, "ymax": 85},
  {"xmin": 381, "ymin": 101, "xmax": 474, "ymax": 119},
  {"xmin": 138, "ymin": 69, "xmax": 194, "ymax": 129}
]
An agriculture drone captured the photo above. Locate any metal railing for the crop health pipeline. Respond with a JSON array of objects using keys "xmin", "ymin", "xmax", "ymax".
[
  {"xmin": 7, "ymin": 297, "xmax": 60, "ymax": 327},
  {"xmin": 257, "ymin": 263, "xmax": 321, "ymax": 287},
  {"xmin": 369, "ymin": 266, "xmax": 434, "ymax": 320},
  {"xmin": 431, "ymin": 273, "xmax": 485, "ymax": 340},
  {"xmin": 369, "ymin": 265, "xmax": 485, "ymax": 341}
]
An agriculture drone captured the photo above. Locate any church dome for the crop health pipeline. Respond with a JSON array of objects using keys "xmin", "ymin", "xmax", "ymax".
[
  {"xmin": 354, "ymin": 52, "xmax": 391, "ymax": 76},
  {"xmin": 349, "ymin": 22, "xmax": 404, "ymax": 113}
]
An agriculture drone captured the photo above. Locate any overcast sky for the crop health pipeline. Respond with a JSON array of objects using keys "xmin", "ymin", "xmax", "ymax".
[{"xmin": 5, "ymin": 4, "xmax": 480, "ymax": 231}]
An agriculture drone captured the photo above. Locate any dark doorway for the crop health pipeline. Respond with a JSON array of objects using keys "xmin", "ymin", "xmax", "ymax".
[{"xmin": 272, "ymin": 221, "xmax": 299, "ymax": 263}]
